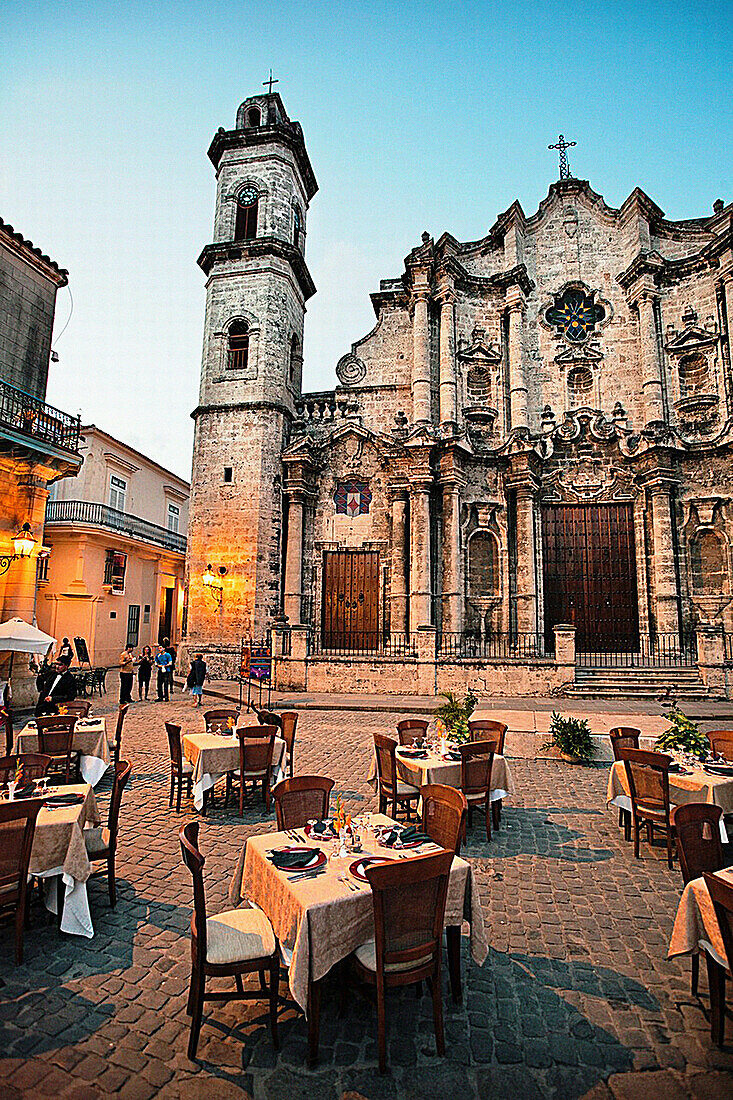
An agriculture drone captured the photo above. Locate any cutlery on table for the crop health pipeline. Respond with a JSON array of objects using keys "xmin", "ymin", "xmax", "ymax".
[{"xmin": 288, "ymin": 867, "xmax": 326, "ymax": 882}]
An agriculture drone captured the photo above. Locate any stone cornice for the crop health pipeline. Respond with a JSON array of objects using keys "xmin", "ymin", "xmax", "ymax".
[
  {"xmin": 197, "ymin": 236, "xmax": 316, "ymax": 300},
  {"xmin": 207, "ymin": 124, "xmax": 318, "ymax": 201},
  {"xmin": 0, "ymin": 217, "xmax": 68, "ymax": 287}
]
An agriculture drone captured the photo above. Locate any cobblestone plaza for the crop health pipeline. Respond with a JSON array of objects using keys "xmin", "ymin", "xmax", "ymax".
[{"xmin": 1, "ymin": 696, "xmax": 732, "ymax": 1098}]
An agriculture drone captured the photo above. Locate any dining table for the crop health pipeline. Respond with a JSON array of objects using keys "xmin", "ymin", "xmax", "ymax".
[
  {"xmin": 228, "ymin": 813, "xmax": 488, "ymax": 1065},
  {"xmin": 366, "ymin": 743, "xmax": 515, "ymax": 805},
  {"xmin": 668, "ymin": 866, "xmax": 733, "ymax": 969},
  {"xmin": 606, "ymin": 759, "xmax": 733, "ymax": 842},
  {"xmin": 183, "ymin": 728, "xmax": 287, "ymax": 811},
  {"xmin": 27, "ymin": 782, "xmax": 101, "ymax": 938},
  {"xmin": 15, "ymin": 717, "xmax": 110, "ymax": 786}
]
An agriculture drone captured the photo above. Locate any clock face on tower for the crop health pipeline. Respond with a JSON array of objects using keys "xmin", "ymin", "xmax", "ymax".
[
  {"xmin": 237, "ymin": 185, "xmax": 258, "ymax": 207},
  {"xmin": 545, "ymin": 288, "xmax": 605, "ymax": 343}
]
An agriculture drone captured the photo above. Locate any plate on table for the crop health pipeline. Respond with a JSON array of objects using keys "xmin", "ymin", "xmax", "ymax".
[
  {"xmin": 268, "ymin": 846, "xmax": 326, "ymax": 872},
  {"xmin": 668, "ymin": 763, "xmax": 691, "ymax": 775},
  {"xmin": 44, "ymin": 792, "xmax": 85, "ymax": 807},
  {"xmin": 349, "ymin": 856, "xmax": 395, "ymax": 882},
  {"xmin": 397, "ymin": 747, "xmax": 428, "ymax": 758},
  {"xmin": 378, "ymin": 826, "xmax": 430, "ymax": 849},
  {"xmin": 304, "ymin": 821, "xmax": 337, "ymax": 840},
  {"xmin": 704, "ymin": 763, "xmax": 733, "ymax": 777}
]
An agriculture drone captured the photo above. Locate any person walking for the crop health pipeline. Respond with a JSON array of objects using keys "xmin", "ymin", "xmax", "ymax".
[
  {"xmin": 137, "ymin": 645, "xmax": 153, "ymax": 700},
  {"xmin": 163, "ymin": 636, "xmax": 177, "ymax": 697},
  {"xmin": 58, "ymin": 637, "xmax": 74, "ymax": 664},
  {"xmin": 186, "ymin": 653, "xmax": 207, "ymax": 706},
  {"xmin": 119, "ymin": 644, "xmax": 135, "ymax": 705},
  {"xmin": 155, "ymin": 644, "xmax": 172, "ymax": 702}
]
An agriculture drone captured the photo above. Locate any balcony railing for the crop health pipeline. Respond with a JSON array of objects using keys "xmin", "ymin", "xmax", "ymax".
[
  {"xmin": 45, "ymin": 499, "xmax": 186, "ymax": 554},
  {"xmin": 576, "ymin": 632, "xmax": 697, "ymax": 668},
  {"xmin": 0, "ymin": 377, "xmax": 81, "ymax": 454}
]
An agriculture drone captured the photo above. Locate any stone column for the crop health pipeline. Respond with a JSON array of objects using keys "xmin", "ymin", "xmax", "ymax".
[
  {"xmin": 513, "ymin": 484, "xmax": 538, "ymax": 634},
  {"xmin": 637, "ymin": 291, "xmax": 665, "ymax": 424},
  {"xmin": 2, "ymin": 476, "xmax": 48, "ymax": 623},
  {"xmin": 441, "ymin": 480, "xmax": 463, "ymax": 635},
  {"xmin": 409, "ymin": 479, "xmax": 432, "ymax": 630},
  {"xmin": 722, "ymin": 272, "xmax": 733, "ymax": 372},
  {"xmin": 553, "ymin": 624, "xmax": 576, "ymax": 686},
  {"xmin": 389, "ymin": 491, "xmax": 408, "ymax": 635},
  {"xmin": 283, "ymin": 493, "xmax": 304, "ymax": 625},
  {"xmin": 438, "ymin": 287, "xmax": 457, "ymax": 427},
  {"xmin": 646, "ymin": 477, "xmax": 680, "ymax": 635},
  {"xmin": 696, "ymin": 624, "xmax": 726, "ymax": 698},
  {"xmin": 411, "ymin": 288, "xmax": 432, "ymax": 424},
  {"xmin": 506, "ymin": 288, "xmax": 528, "ymax": 431}
]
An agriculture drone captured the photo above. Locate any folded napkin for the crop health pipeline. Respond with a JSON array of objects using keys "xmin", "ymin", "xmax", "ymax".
[
  {"xmin": 14, "ymin": 784, "xmax": 39, "ymax": 799},
  {"xmin": 383, "ymin": 825, "xmax": 431, "ymax": 847},
  {"xmin": 268, "ymin": 848, "xmax": 319, "ymax": 870},
  {"xmin": 399, "ymin": 748, "xmax": 428, "ymax": 758},
  {"xmin": 26, "ymin": 722, "xmax": 37, "ymax": 729},
  {"xmin": 704, "ymin": 764, "xmax": 733, "ymax": 776},
  {"xmin": 443, "ymin": 751, "xmax": 461, "ymax": 761},
  {"xmin": 310, "ymin": 820, "xmax": 336, "ymax": 837},
  {"xmin": 45, "ymin": 792, "xmax": 84, "ymax": 807}
]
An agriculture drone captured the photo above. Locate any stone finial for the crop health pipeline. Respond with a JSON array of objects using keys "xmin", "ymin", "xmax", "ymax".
[
  {"xmin": 713, "ymin": 198, "xmax": 725, "ymax": 214},
  {"xmin": 421, "ymin": 231, "xmax": 431, "ymax": 244}
]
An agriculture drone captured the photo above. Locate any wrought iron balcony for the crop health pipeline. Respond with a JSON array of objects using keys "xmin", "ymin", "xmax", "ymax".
[
  {"xmin": 0, "ymin": 377, "xmax": 81, "ymax": 455},
  {"xmin": 45, "ymin": 499, "xmax": 186, "ymax": 554}
]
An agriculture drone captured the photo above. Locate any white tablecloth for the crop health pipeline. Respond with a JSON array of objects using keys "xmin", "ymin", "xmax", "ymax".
[
  {"xmin": 183, "ymin": 731, "xmax": 287, "ymax": 811},
  {"xmin": 16, "ymin": 718, "xmax": 109, "ymax": 787}
]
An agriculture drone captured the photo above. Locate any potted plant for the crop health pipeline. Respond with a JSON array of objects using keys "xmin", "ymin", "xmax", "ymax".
[
  {"xmin": 433, "ymin": 689, "xmax": 478, "ymax": 745},
  {"xmin": 544, "ymin": 711, "xmax": 595, "ymax": 764},
  {"xmin": 655, "ymin": 708, "xmax": 709, "ymax": 762}
]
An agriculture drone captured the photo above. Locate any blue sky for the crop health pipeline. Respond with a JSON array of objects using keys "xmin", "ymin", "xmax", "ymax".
[{"xmin": 2, "ymin": 0, "xmax": 731, "ymax": 479}]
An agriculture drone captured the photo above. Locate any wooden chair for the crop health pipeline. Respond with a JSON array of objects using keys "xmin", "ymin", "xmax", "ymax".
[
  {"xmin": 468, "ymin": 719, "xmax": 507, "ymax": 754},
  {"xmin": 37, "ymin": 715, "xmax": 78, "ymax": 783},
  {"xmin": 396, "ymin": 718, "xmax": 429, "ymax": 746},
  {"xmin": 0, "ymin": 754, "xmax": 51, "ymax": 786},
  {"xmin": 179, "ymin": 821, "xmax": 279, "ymax": 1060},
  {"xmin": 83, "ymin": 759, "xmax": 132, "ymax": 907},
  {"xmin": 421, "ymin": 783, "xmax": 466, "ymax": 856},
  {"xmin": 0, "ymin": 797, "xmax": 44, "ymax": 963},
  {"xmin": 280, "ymin": 711, "xmax": 298, "ymax": 778},
  {"xmin": 609, "ymin": 728, "xmax": 641, "ymax": 837},
  {"xmin": 273, "ymin": 775, "xmax": 334, "ymax": 830},
  {"xmin": 702, "ymin": 871, "xmax": 733, "ymax": 1046},
  {"xmin": 203, "ymin": 708, "xmax": 239, "ymax": 734},
  {"xmin": 619, "ymin": 748, "xmax": 675, "ymax": 867},
  {"xmin": 373, "ymin": 733, "xmax": 419, "ymax": 820},
  {"xmin": 112, "ymin": 704, "xmax": 129, "ymax": 766},
  {"xmin": 351, "ymin": 849, "xmax": 454, "ymax": 1073},
  {"xmin": 165, "ymin": 722, "xmax": 194, "ymax": 812},
  {"xmin": 62, "ymin": 700, "xmax": 91, "ymax": 718},
  {"xmin": 707, "ymin": 730, "xmax": 733, "ymax": 761},
  {"xmin": 459, "ymin": 740, "xmax": 498, "ymax": 840},
  {"xmin": 672, "ymin": 803, "xmax": 724, "ymax": 995},
  {"xmin": 227, "ymin": 726, "xmax": 277, "ymax": 814}
]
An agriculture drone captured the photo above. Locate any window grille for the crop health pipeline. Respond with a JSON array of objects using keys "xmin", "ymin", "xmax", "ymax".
[
  {"xmin": 104, "ymin": 549, "xmax": 127, "ymax": 594},
  {"xmin": 227, "ymin": 323, "xmax": 249, "ymax": 371},
  {"xmin": 127, "ymin": 604, "xmax": 140, "ymax": 647}
]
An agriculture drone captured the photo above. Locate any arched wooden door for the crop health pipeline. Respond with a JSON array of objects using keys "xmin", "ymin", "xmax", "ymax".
[{"xmin": 322, "ymin": 550, "xmax": 380, "ymax": 650}]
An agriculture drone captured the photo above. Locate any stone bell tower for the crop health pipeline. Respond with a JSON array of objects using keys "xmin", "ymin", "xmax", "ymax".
[{"xmin": 185, "ymin": 91, "xmax": 318, "ymax": 666}]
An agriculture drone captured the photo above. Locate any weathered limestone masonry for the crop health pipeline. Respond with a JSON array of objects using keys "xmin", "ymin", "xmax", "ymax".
[{"xmin": 186, "ymin": 92, "xmax": 733, "ymax": 695}]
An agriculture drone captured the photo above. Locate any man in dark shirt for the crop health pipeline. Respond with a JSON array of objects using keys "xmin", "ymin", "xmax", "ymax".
[
  {"xmin": 163, "ymin": 637, "xmax": 177, "ymax": 697},
  {"xmin": 35, "ymin": 659, "xmax": 77, "ymax": 716}
]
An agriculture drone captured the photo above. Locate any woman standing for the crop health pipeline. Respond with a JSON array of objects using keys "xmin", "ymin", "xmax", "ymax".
[
  {"xmin": 187, "ymin": 653, "xmax": 207, "ymax": 706},
  {"xmin": 58, "ymin": 637, "xmax": 74, "ymax": 663},
  {"xmin": 119, "ymin": 644, "xmax": 135, "ymax": 705},
  {"xmin": 137, "ymin": 645, "xmax": 153, "ymax": 700}
]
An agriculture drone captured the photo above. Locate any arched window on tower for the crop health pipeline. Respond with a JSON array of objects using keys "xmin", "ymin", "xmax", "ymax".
[
  {"xmin": 567, "ymin": 365, "xmax": 594, "ymax": 408},
  {"xmin": 234, "ymin": 186, "xmax": 259, "ymax": 241},
  {"xmin": 293, "ymin": 206, "xmax": 302, "ymax": 250},
  {"xmin": 227, "ymin": 322, "xmax": 249, "ymax": 372},
  {"xmin": 246, "ymin": 106, "xmax": 261, "ymax": 127},
  {"xmin": 289, "ymin": 335, "xmax": 299, "ymax": 383},
  {"xmin": 679, "ymin": 353, "xmax": 710, "ymax": 397},
  {"xmin": 468, "ymin": 532, "xmax": 499, "ymax": 598}
]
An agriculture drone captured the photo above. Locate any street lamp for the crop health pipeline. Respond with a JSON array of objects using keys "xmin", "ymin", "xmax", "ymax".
[
  {"xmin": 202, "ymin": 563, "xmax": 226, "ymax": 605},
  {"xmin": 0, "ymin": 523, "xmax": 37, "ymax": 577}
]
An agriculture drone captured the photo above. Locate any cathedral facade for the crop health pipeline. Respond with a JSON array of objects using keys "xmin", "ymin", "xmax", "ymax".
[{"xmin": 184, "ymin": 92, "xmax": 733, "ymax": 693}]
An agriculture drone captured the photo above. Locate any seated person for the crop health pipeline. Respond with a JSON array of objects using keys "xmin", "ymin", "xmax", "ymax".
[{"xmin": 35, "ymin": 658, "xmax": 77, "ymax": 716}]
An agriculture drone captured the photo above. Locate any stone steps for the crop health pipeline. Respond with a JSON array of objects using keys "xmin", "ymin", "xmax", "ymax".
[{"xmin": 567, "ymin": 665, "xmax": 708, "ymax": 699}]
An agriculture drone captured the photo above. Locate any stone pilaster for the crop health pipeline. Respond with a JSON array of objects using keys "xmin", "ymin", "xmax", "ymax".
[
  {"xmin": 389, "ymin": 489, "xmax": 409, "ymax": 635},
  {"xmin": 506, "ymin": 287, "xmax": 528, "ymax": 431},
  {"xmin": 283, "ymin": 492, "xmax": 305, "ymax": 625},
  {"xmin": 437, "ymin": 284, "xmax": 457, "ymax": 427},
  {"xmin": 507, "ymin": 457, "xmax": 540, "ymax": 635},
  {"xmin": 441, "ymin": 479, "xmax": 463, "ymax": 635},
  {"xmin": 636, "ymin": 288, "xmax": 665, "ymax": 424},
  {"xmin": 409, "ymin": 477, "xmax": 432, "ymax": 630},
  {"xmin": 645, "ymin": 474, "xmax": 680, "ymax": 635},
  {"xmin": 411, "ymin": 285, "xmax": 432, "ymax": 424}
]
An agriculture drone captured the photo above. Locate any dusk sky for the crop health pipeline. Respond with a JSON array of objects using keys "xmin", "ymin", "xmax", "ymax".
[{"xmin": 3, "ymin": 0, "xmax": 731, "ymax": 480}]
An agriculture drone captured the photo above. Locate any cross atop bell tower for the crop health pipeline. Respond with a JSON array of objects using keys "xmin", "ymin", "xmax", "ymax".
[{"xmin": 548, "ymin": 134, "xmax": 577, "ymax": 180}]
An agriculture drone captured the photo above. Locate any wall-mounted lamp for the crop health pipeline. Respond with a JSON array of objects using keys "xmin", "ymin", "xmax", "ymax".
[
  {"xmin": 0, "ymin": 523, "xmax": 38, "ymax": 577},
  {"xmin": 202, "ymin": 563, "xmax": 227, "ymax": 605}
]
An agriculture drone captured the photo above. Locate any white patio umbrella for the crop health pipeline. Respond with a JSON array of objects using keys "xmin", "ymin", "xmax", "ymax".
[{"xmin": 0, "ymin": 618, "xmax": 56, "ymax": 680}]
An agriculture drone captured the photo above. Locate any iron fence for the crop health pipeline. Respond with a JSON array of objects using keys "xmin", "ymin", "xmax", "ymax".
[
  {"xmin": 0, "ymin": 377, "xmax": 81, "ymax": 454},
  {"xmin": 576, "ymin": 632, "xmax": 697, "ymax": 668},
  {"xmin": 308, "ymin": 631, "xmax": 418, "ymax": 658},
  {"xmin": 45, "ymin": 499, "xmax": 186, "ymax": 554},
  {"xmin": 438, "ymin": 632, "xmax": 549, "ymax": 660}
]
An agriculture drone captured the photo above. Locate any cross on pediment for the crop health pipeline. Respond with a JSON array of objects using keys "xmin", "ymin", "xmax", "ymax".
[
  {"xmin": 549, "ymin": 134, "xmax": 577, "ymax": 180},
  {"xmin": 263, "ymin": 69, "xmax": 279, "ymax": 95}
]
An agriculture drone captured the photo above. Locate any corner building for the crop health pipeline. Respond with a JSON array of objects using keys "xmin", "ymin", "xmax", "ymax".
[{"xmin": 185, "ymin": 92, "xmax": 733, "ymax": 693}]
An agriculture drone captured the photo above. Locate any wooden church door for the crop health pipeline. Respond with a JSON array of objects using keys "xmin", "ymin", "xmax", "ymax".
[
  {"xmin": 322, "ymin": 550, "xmax": 380, "ymax": 649},
  {"xmin": 541, "ymin": 502, "xmax": 639, "ymax": 652}
]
